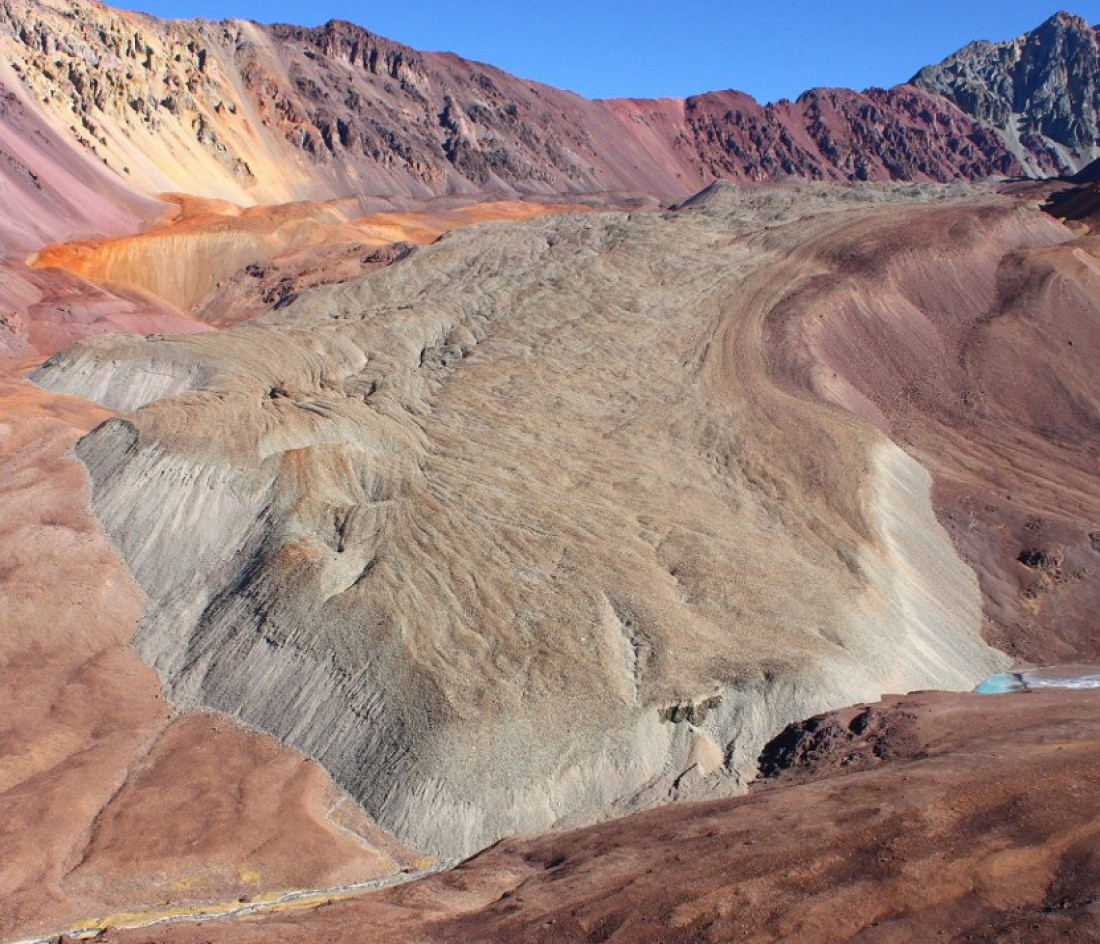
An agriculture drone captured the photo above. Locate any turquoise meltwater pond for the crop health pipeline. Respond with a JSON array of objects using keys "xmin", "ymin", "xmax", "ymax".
[{"xmin": 975, "ymin": 666, "xmax": 1100, "ymax": 694}]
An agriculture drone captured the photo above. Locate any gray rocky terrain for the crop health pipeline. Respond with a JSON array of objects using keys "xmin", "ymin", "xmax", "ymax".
[
  {"xmin": 913, "ymin": 11, "xmax": 1100, "ymax": 174},
  {"xmin": 34, "ymin": 183, "xmax": 1015, "ymax": 857}
]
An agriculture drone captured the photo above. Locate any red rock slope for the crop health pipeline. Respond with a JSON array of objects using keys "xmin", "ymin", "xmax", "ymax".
[
  {"xmin": 3, "ymin": 0, "xmax": 1096, "ymax": 209},
  {"xmin": 101, "ymin": 688, "xmax": 1100, "ymax": 944}
]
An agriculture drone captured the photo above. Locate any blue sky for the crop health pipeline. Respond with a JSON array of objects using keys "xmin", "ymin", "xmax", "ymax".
[{"xmin": 113, "ymin": 1, "xmax": 1100, "ymax": 103}]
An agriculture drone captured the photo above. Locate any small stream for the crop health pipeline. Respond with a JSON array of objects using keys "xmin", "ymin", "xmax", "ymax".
[{"xmin": 974, "ymin": 665, "xmax": 1100, "ymax": 694}]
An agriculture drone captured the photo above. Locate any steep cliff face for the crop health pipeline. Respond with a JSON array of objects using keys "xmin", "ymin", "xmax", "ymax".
[
  {"xmin": 4, "ymin": 0, "xmax": 1094, "ymax": 210},
  {"xmin": 913, "ymin": 12, "xmax": 1100, "ymax": 175}
]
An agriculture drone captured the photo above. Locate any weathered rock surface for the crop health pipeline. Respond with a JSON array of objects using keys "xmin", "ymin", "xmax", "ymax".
[
  {"xmin": 3, "ymin": 0, "xmax": 1096, "ymax": 210},
  {"xmin": 913, "ymin": 12, "xmax": 1100, "ymax": 176},
  {"xmin": 102, "ymin": 688, "xmax": 1100, "ymax": 944},
  {"xmin": 0, "ymin": 57, "xmax": 155, "ymax": 254},
  {"xmin": 34, "ymin": 184, "xmax": 1022, "ymax": 858},
  {"xmin": 7, "ymin": 4, "xmax": 1100, "ymax": 936}
]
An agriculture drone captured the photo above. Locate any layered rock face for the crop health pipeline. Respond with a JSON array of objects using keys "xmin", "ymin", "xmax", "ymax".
[
  {"xmin": 3, "ymin": 0, "xmax": 1097, "ymax": 211},
  {"xmin": 34, "ymin": 184, "xmax": 1021, "ymax": 858},
  {"xmin": 913, "ymin": 12, "xmax": 1100, "ymax": 175}
]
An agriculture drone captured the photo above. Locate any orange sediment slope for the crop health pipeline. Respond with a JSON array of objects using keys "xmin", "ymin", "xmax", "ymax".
[{"xmin": 29, "ymin": 195, "xmax": 594, "ymax": 318}]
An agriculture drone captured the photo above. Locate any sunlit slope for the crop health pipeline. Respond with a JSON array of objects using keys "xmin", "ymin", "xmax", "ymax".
[
  {"xmin": 35, "ymin": 184, "xmax": 1017, "ymax": 858},
  {"xmin": 29, "ymin": 196, "xmax": 595, "ymax": 316},
  {"xmin": 765, "ymin": 189, "xmax": 1100, "ymax": 662},
  {"xmin": 7, "ymin": 0, "xmax": 1096, "ymax": 210}
]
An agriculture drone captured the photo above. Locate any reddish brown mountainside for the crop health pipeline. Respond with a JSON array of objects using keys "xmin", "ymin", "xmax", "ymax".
[
  {"xmin": 2, "ymin": 0, "xmax": 1097, "ymax": 209},
  {"xmin": 100, "ymin": 689, "xmax": 1100, "ymax": 944},
  {"xmin": 3, "ymin": 5, "xmax": 1100, "ymax": 942}
]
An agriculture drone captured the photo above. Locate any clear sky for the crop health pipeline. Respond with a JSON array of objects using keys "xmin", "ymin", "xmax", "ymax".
[{"xmin": 111, "ymin": 1, "xmax": 1100, "ymax": 104}]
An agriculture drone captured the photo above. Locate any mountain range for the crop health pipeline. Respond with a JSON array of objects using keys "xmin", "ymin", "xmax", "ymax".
[
  {"xmin": 1, "ymin": 0, "xmax": 1098, "ymax": 221},
  {"xmin": 1, "ymin": 3, "xmax": 1099, "ymax": 942}
]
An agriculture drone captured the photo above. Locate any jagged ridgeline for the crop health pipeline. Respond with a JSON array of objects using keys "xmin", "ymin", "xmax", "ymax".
[
  {"xmin": 2, "ymin": 0, "xmax": 1097, "ymax": 208},
  {"xmin": 912, "ymin": 12, "xmax": 1100, "ymax": 169}
]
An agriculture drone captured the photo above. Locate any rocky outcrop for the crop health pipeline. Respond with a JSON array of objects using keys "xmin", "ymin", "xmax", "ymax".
[
  {"xmin": 913, "ymin": 12, "xmax": 1100, "ymax": 175},
  {"xmin": 679, "ymin": 85, "xmax": 1019, "ymax": 183},
  {"xmin": 3, "ymin": 0, "xmax": 1096, "ymax": 208},
  {"xmin": 34, "ymin": 184, "xmax": 1013, "ymax": 858}
]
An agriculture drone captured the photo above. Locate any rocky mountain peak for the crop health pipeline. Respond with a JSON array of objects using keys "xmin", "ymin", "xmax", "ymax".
[{"xmin": 912, "ymin": 10, "xmax": 1100, "ymax": 174}]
